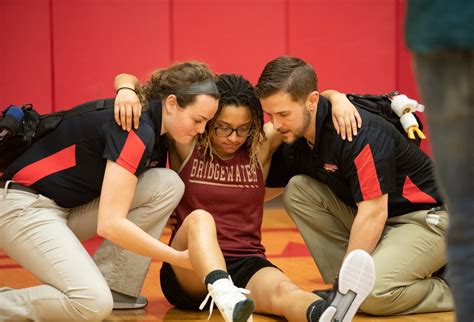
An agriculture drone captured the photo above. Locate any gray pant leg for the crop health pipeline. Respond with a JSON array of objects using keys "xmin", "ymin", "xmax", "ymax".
[
  {"xmin": 283, "ymin": 175, "xmax": 356, "ymax": 283},
  {"xmin": 361, "ymin": 210, "xmax": 453, "ymax": 315},
  {"xmin": 284, "ymin": 175, "xmax": 453, "ymax": 315},
  {"xmin": 0, "ymin": 189, "xmax": 112, "ymax": 321},
  {"xmin": 67, "ymin": 168, "xmax": 185, "ymax": 296}
]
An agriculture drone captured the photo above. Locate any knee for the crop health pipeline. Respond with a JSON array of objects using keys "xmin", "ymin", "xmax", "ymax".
[
  {"xmin": 282, "ymin": 175, "xmax": 306, "ymax": 209},
  {"xmin": 186, "ymin": 210, "xmax": 216, "ymax": 229},
  {"xmin": 284, "ymin": 175, "xmax": 306, "ymax": 195},
  {"xmin": 270, "ymin": 280, "xmax": 300, "ymax": 309},
  {"xmin": 283, "ymin": 175, "xmax": 320, "ymax": 207},
  {"xmin": 359, "ymin": 289, "xmax": 399, "ymax": 316},
  {"xmin": 68, "ymin": 283, "xmax": 113, "ymax": 320},
  {"xmin": 143, "ymin": 168, "xmax": 185, "ymax": 204},
  {"xmin": 156, "ymin": 168, "xmax": 185, "ymax": 198}
]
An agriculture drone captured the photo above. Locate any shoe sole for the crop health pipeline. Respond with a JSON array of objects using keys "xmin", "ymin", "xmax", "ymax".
[
  {"xmin": 319, "ymin": 249, "xmax": 375, "ymax": 322},
  {"xmin": 113, "ymin": 301, "xmax": 148, "ymax": 310},
  {"xmin": 232, "ymin": 298, "xmax": 255, "ymax": 322}
]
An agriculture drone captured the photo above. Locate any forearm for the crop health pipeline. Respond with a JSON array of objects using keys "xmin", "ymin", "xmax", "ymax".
[
  {"xmin": 264, "ymin": 187, "xmax": 284, "ymax": 202},
  {"xmin": 99, "ymin": 217, "xmax": 188, "ymax": 268},
  {"xmin": 346, "ymin": 213, "xmax": 386, "ymax": 254},
  {"xmin": 114, "ymin": 73, "xmax": 140, "ymax": 91},
  {"xmin": 98, "ymin": 161, "xmax": 190, "ymax": 269},
  {"xmin": 321, "ymin": 89, "xmax": 345, "ymax": 100},
  {"xmin": 320, "ymin": 89, "xmax": 361, "ymax": 140}
]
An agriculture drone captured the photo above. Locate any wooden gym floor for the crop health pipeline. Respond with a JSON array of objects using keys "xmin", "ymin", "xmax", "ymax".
[{"xmin": 0, "ymin": 198, "xmax": 454, "ymax": 321}]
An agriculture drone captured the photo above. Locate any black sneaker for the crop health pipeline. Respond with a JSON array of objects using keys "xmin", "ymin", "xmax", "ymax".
[
  {"xmin": 312, "ymin": 288, "xmax": 332, "ymax": 301},
  {"xmin": 112, "ymin": 290, "xmax": 148, "ymax": 310},
  {"xmin": 319, "ymin": 250, "xmax": 376, "ymax": 322},
  {"xmin": 432, "ymin": 265, "xmax": 448, "ymax": 285}
]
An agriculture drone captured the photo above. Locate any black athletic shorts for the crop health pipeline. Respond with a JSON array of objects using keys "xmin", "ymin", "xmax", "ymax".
[{"xmin": 160, "ymin": 256, "xmax": 279, "ymax": 310}]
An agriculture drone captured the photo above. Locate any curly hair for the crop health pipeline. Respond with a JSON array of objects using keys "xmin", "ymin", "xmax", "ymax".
[
  {"xmin": 198, "ymin": 74, "xmax": 266, "ymax": 172},
  {"xmin": 138, "ymin": 61, "xmax": 219, "ymax": 110}
]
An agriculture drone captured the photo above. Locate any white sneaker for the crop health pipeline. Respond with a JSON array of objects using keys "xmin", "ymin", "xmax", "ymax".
[
  {"xmin": 199, "ymin": 276, "xmax": 255, "ymax": 322},
  {"xmin": 319, "ymin": 249, "xmax": 376, "ymax": 322}
]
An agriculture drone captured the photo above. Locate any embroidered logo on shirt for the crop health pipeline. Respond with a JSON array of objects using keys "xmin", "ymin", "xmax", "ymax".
[
  {"xmin": 323, "ymin": 163, "xmax": 338, "ymax": 173},
  {"xmin": 149, "ymin": 160, "xmax": 159, "ymax": 168}
]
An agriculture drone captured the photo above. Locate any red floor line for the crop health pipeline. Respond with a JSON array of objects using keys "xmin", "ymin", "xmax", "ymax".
[{"xmin": 0, "ymin": 264, "xmax": 22, "ymax": 269}]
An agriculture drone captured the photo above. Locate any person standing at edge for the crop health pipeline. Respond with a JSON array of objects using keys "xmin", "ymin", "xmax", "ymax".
[{"xmin": 406, "ymin": 1, "xmax": 474, "ymax": 320}]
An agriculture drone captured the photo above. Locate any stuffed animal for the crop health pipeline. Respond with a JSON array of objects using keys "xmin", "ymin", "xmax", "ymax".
[{"xmin": 390, "ymin": 94, "xmax": 426, "ymax": 140}]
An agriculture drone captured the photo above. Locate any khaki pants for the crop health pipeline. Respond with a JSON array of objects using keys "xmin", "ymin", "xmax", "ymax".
[
  {"xmin": 283, "ymin": 175, "xmax": 453, "ymax": 316},
  {"xmin": 0, "ymin": 168, "xmax": 184, "ymax": 321}
]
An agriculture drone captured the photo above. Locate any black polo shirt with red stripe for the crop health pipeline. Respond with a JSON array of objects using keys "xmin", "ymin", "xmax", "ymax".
[
  {"xmin": 267, "ymin": 96, "xmax": 442, "ymax": 217},
  {"xmin": 2, "ymin": 98, "xmax": 166, "ymax": 208}
]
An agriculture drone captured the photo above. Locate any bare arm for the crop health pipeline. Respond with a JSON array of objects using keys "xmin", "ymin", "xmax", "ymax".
[
  {"xmin": 346, "ymin": 194, "xmax": 388, "ymax": 255},
  {"xmin": 97, "ymin": 160, "xmax": 192, "ymax": 269},
  {"xmin": 264, "ymin": 187, "xmax": 284, "ymax": 202},
  {"xmin": 259, "ymin": 122, "xmax": 283, "ymax": 181},
  {"xmin": 321, "ymin": 89, "xmax": 362, "ymax": 142},
  {"xmin": 168, "ymin": 139, "xmax": 195, "ymax": 171},
  {"xmin": 114, "ymin": 73, "xmax": 142, "ymax": 131}
]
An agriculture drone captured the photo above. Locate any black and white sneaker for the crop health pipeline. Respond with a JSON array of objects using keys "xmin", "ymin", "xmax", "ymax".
[
  {"xmin": 312, "ymin": 288, "xmax": 332, "ymax": 301},
  {"xmin": 319, "ymin": 249, "xmax": 376, "ymax": 322}
]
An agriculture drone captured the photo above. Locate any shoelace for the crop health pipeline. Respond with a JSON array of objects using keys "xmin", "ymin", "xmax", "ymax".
[{"xmin": 199, "ymin": 277, "xmax": 251, "ymax": 320}]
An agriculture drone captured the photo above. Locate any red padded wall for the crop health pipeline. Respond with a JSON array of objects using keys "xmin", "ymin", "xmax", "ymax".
[
  {"xmin": 289, "ymin": 0, "xmax": 397, "ymax": 94},
  {"xmin": 1, "ymin": 0, "xmax": 429, "ymax": 153},
  {"xmin": 395, "ymin": 0, "xmax": 431, "ymax": 154},
  {"xmin": 0, "ymin": 0, "xmax": 53, "ymax": 114},
  {"xmin": 173, "ymin": 0, "xmax": 287, "ymax": 84},
  {"xmin": 51, "ymin": 0, "xmax": 170, "ymax": 109}
]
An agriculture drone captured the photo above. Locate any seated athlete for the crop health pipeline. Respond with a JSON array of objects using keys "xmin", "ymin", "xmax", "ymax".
[{"xmin": 114, "ymin": 72, "xmax": 376, "ymax": 322}]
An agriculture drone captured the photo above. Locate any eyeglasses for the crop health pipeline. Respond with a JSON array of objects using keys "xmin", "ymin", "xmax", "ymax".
[{"xmin": 214, "ymin": 126, "xmax": 253, "ymax": 137}]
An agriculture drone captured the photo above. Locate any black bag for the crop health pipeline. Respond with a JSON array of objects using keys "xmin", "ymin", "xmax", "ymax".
[
  {"xmin": 346, "ymin": 91, "xmax": 424, "ymax": 146},
  {"xmin": 0, "ymin": 99, "xmax": 113, "ymax": 172}
]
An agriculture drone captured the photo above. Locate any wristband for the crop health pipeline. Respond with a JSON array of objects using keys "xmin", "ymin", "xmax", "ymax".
[{"xmin": 116, "ymin": 87, "xmax": 137, "ymax": 94}]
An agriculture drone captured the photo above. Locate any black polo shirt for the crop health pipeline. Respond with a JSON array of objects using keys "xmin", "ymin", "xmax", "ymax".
[
  {"xmin": 267, "ymin": 96, "xmax": 443, "ymax": 217},
  {"xmin": 3, "ymin": 98, "xmax": 167, "ymax": 208}
]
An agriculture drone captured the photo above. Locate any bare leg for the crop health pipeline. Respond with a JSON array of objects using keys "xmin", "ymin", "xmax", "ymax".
[
  {"xmin": 246, "ymin": 267, "xmax": 320, "ymax": 321},
  {"xmin": 167, "ymin": 209, "xmax": 254, "ymax": 322},
  {"xmin": 169, "ymin": 209, "xmax": 226, "ymax": 296},
  {"xmin": 246, "ymin": 250, "xmax": 375, "ymax": 322}
]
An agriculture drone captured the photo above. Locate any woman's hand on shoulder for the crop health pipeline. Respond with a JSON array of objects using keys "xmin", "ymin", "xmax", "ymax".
[
  {"xmin": 321, "ymin": 89, "xmax": 362, "ymax": 142},
  {"xmin": 114, "ymin": 73, "xmax": 142, "ymax": 131}
]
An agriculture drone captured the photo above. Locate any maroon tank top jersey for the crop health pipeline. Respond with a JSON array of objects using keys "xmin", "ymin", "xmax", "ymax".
[{"xmin": 174, "ymin": 144, "xmax": 266, "ymax": 258}]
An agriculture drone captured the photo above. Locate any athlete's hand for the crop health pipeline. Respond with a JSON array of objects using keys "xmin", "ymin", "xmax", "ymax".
[
  {"xmin": 330, "ymin": 92, "xmax": 362, "ymax": 142},
  {"xmin": 114, "ymin": 88, "xmax": 142, "ymax": 132}
]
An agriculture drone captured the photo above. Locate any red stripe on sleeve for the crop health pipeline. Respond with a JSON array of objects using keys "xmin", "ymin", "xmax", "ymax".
[
  {"xmin": 116, "ymin": 131, "xmax": 146, "ymax": 174},
  {"xmin": 354, "ymin": 144, "xmax": 382, "ymax": 200},
  {"xmin": 402, "ymin": 176, "xmax": 437, "ymax": 203},
  {"xmin": 13, "ymin": 145, "xmax": 77, "ymax": 186}
]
